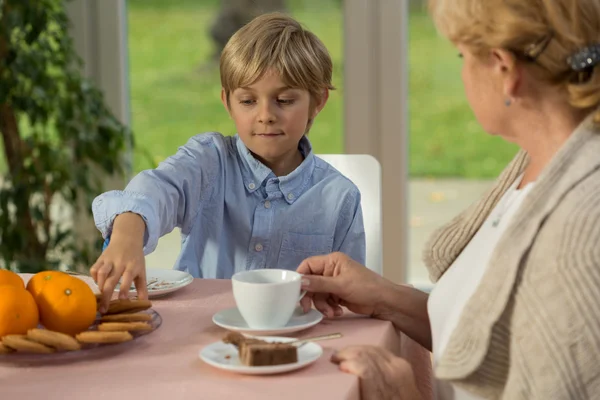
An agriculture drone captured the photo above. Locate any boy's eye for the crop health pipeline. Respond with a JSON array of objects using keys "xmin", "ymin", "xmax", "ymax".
[
  {"xmin": 277, "ymin": 98, "xmax": 295, "ymax": 105},
  {"xmin": 239, "ymin": 99, "xmax": 255, "ymax": 105}
]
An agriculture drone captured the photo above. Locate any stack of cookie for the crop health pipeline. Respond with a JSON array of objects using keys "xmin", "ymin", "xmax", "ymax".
[{"xmin": 0, "ymin": 298, "xmax": 154, "ymax": 355}]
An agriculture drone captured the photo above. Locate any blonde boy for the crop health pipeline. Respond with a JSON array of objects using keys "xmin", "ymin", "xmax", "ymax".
[{"xmin": 90, "ymin": 13, "xmax": 365, "ymax": 312}]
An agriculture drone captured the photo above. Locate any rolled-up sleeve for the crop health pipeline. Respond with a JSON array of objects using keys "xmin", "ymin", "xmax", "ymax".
[{"xmin": 92, "ymin": 134, "xmax": 221, "ymax": 255}]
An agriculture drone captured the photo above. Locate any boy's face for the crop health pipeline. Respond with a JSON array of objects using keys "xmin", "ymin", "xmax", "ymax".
[{"xmin": 222, "ymin": 70, "xmax": 327, "ymax": 170}]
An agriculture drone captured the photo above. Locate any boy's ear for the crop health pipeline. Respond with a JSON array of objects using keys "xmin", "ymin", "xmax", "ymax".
[
  {"xmin": 221, "ymin": 88, "xmax": 232, "ymax": 115},
  {"xmin": 311, "ymin": 89, "xmax": 330, "ymax": 118}
]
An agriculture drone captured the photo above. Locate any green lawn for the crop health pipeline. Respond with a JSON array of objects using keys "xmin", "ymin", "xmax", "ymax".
[{"xmin": 127, "ymin": 0, "xmax": 518, "ymax": 178}]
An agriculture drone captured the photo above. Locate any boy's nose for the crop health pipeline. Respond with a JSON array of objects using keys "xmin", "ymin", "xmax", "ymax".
[{"xmin": 258, "ymin": 104, "xmax": 277, "ymax": 124}]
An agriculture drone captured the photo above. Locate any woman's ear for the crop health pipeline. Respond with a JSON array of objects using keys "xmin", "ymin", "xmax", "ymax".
[{"xmin": 491, "ymin": 49, "xmax": 522, "ymax": 100}]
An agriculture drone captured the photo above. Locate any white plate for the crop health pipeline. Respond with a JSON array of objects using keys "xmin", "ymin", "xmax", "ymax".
[
  {"xmin": 115, "ymin": 269, "xmax": 194, "ymax": 298},
  {"xmin": 212, "ymin": 307, "xmax": 323, "ymax": 336},
  {"xmin": 199, "ymin": 336, "xmax": 322, "ymax": 375}
]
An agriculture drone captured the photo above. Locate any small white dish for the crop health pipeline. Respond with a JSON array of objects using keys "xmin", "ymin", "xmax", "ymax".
[
  {"xmin": 115, "ymin": 268, "xmax": 193, "ymax": 299},
  {"xmin": 212, "ymin": 307, "xmax": 323, "ymax": 336},
  {"xmin": 199, "ymin": 336, "xmax": 323, "ymax": 375}
]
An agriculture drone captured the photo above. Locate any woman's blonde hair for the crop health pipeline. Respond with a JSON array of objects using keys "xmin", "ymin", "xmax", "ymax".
[
  {"xmin": 429, "ymin": 0, "xmax": 600, "ymax": 122},
  {"xmin": 220, "ymin": 12, "xmax": 334, "ymax": 105}
]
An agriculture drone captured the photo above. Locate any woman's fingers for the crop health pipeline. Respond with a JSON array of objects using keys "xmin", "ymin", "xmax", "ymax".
[
  {"xmin": 313, "ymin": 293, "xmax": 335, "ymax": 318},
  {"xmin": 300, "ymin": 293, "xmax": 314, "ymax": 313},
  {"xmin": 327, "ymin": 295, "xmax": 343, "ymax": 316},
  {"xmin": 331, "ymin": 346, "xmax": 362, "ymax": 363},
  {"xmin": 339, "ymin": 359, "xmax": 367, "ymax": 375},
  {"xmin": 331, "ymin": 346, "xmax": 369, "ymax": 375}
]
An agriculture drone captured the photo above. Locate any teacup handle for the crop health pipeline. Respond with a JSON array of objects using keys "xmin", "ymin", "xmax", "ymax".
[{"xmin": 298, "ymin": 290, "xmax": 307, "ymax": 301}]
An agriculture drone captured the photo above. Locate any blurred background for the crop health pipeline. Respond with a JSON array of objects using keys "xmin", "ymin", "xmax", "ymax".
[{"xmin": 0, "ymin": 0, "xmax": 518, "ymax": 288}]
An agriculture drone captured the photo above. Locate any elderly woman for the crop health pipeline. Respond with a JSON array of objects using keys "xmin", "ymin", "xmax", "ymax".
[{"xmin": 297, "ymin": 0, "xmax": 600, "ymax": 399}]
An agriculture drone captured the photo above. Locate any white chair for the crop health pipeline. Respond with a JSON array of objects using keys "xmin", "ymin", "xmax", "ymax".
[{"xmin": 317, "ymin": 154, "xmax": 383, "ymax": 275}]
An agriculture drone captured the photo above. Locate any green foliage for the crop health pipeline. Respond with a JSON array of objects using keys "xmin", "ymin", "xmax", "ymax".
[{"xmin": 0, "ymin": 0, "xmax": 130, "ymax": 272}]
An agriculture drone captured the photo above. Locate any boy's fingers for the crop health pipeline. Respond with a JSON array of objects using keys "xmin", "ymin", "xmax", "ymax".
[
  {"xmin": 134, "ymin": 267, "xmax": 148, "ymax": 300},
  {"xmin": 95, "ymin": 261, "xmax": 113, "ymax": 293},
  {"xmin": 119, "ymin": 268, "xmax": 135, "ymax": 300},
  {"xmin": 99, "ymin": 265, "xmax": 125, "ymax": 313}
]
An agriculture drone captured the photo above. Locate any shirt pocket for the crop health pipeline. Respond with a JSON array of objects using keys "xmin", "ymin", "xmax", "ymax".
[{"xmin": 277, "ymin": 232, "xmax": 334, "ymax": 271}]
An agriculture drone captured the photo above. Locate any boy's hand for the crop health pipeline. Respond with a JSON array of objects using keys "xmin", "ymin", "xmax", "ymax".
[{"xmin": 90, "ymin": 213, "xmax": 148, "ymax": 314}]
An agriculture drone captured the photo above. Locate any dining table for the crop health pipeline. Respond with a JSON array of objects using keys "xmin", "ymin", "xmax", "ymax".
[{"xmin": 0, "ymin": 276, "xmax": 433, "ymax": 400}]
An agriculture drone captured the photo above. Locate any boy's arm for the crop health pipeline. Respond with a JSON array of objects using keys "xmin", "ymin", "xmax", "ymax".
[
  {"xmin": 334, "ymin": 190, "xmax": 366, "ymax": 265},
  {"xmin": 92, "ymin": 134, "xmax": 220, "ymax": 255}
]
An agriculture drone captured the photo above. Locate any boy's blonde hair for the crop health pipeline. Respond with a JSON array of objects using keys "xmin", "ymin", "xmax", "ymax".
[
  {"xmin": 429, "ymin": 0, "xmax": 600, "ymax": 122},
  {"xmin": 220, "ymin": 12, "xmax": 334, "ymax": 105}
]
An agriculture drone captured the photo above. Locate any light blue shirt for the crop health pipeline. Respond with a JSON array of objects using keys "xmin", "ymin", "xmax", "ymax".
[{"xmin": 92, "ymin": 133, "xmax": 365, "ymax": 278}]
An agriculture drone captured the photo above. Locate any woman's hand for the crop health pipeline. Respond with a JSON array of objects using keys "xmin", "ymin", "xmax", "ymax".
[
  {"xmin": 90, "ymin": 213, "xmax": 148, "ymax": 313},
  {"xmin": 297, "ymin": 252, "xmax": 433, "ymax": 350},
  {"xmin": 332, "ymin": 346, "xmax": 423, "ymax": 400},
  {"xmin": 296, "ymin": 252, "xmax": 392, "ymax": 318}
]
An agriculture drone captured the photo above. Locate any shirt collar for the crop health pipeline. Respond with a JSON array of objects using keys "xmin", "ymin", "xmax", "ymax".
[
  {"xmin": 236, "ymin": 135, "xmax": 272, "ymax": 193},
  {"xmin": 235, "ymin": 135, "xmax": 315, "ymax": 204}
]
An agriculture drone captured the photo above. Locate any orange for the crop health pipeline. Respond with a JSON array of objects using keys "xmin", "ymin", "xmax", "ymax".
[
  {"xmin": 0, "ymin": 285, "xmax": 40, "ymax": 337},
  {"xmin": 36, "ymin": 274, "xmax": 97, "ymax": 336},
  {"xmin": 0, "ymin": 269, "xmax": 24, "ymax": 289},
  {"xmin": 26, "ymin": 270, "xmax": 67, "ymax": 302}
]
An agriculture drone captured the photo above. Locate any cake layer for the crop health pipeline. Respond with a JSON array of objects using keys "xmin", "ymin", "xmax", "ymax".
[{"xmin": 223, "ymin": 332, "xmax": 298, "ymax": 366}]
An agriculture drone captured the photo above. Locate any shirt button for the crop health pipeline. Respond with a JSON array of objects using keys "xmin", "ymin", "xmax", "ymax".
[
  {"xmin": 248, "ymin": 182, "xmax": 256, "ymax": 190},
  {"xmin": 264, "ymin": 200, "xmax": 271, "ymax": 209},
  {"xmin": 287, "ymin": 193, "xmax": 295, "ymax": 200},
  {"xmin": 255, "ymin": 243, "xmax": 263, "ymax": 252}
]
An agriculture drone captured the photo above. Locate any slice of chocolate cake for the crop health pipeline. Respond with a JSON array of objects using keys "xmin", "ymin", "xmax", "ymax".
[
  {"xmin": 240, "ymin": 342, "xmax": 298, "ymax": 366},
  {"xmin": 222, "ymin": 332, "xmax": 298, "ymax": 366}
]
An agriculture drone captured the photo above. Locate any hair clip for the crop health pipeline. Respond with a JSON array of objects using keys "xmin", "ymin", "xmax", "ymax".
[
  {"xmin": 524, "ymin": 32, "xmax": 554, "ymax": 61},
  {"xmin": 567, "ymin": 44, "xmax": 600, "ymax": 72}
]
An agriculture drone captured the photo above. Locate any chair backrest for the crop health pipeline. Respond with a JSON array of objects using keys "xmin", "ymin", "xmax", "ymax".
[{"xmin": 317, "ymin": 154, "xmax": 383, "ymax": 275}]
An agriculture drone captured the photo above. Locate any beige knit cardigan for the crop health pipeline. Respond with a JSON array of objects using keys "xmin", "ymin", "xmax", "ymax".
[{"xmin": 423, "ymin": 115, "xmax": 600, "ymax": 399}]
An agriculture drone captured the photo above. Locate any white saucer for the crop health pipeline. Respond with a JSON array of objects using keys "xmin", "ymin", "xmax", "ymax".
[
  {"xmin": 212, "ymin": 307, "xmax": 323, "ymax": 336},
  {"xmin": 199, "ymin": 336, "xmax": 322, "ymax": 375},
  {"xmin": 114, "ymin": 269, "xmax": 193, "ymax": 299}
]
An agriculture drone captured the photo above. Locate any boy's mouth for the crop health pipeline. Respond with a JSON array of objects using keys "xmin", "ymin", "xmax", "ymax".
[{"xmin": 254, "ymin": 132, "xmax": 284, "ymax": 138}]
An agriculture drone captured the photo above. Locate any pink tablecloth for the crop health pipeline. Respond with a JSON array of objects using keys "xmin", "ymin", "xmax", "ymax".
[{"xmin": 0, "ymin": 278, "xmax": 432, "ymax": 400}]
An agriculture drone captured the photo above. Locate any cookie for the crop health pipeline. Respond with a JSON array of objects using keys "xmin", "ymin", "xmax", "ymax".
[
  {"xmin": 0, "ymin": 342, "xmax": 14, "ymax": 354},
  {"xmin": 105, "ymin": 299, "xmax": 152, "ymax": 315},
  {"xmin": 2, "ymin": 335, "xmax": 55, "ymax": 354},
  {"xmin": 100, "ymin": 313, "xmax": 152, "ymax": 323},
  {"xmin": 27, "ymin": 329, "xmax": 81, "ymax": 351},
  {"xmin": 97, "ymin": 322, "xmax": 152, "ymax": 332},
  {"xmin": 75, "ymin": 331, "xmax": 133, "ymax": 344}
]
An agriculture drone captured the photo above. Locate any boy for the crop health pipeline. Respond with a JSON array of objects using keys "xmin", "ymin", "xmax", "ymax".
[{"xmin": 91, "ymin": 13, "xmax": 365, "ymax": 312}]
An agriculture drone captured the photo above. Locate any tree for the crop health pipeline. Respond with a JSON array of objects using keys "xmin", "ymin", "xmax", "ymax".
[
  {"xmin": 209, "ymin": 0, "xmax": 287, "ymax": 61},
  {"xmin": 0, "ymin": 0, "xmax": 130, "ymax": 273}
]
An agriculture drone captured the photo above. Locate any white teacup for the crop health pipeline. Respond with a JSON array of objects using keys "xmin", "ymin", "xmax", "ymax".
[{"xmin": 231, "ymin": 269, "xmax": 306, "ymax": 329}]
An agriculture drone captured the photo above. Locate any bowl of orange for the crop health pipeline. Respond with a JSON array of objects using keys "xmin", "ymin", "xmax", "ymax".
[{"xmin": 0, "ymin": 270, "xmax": 161, "ymax": 363}]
